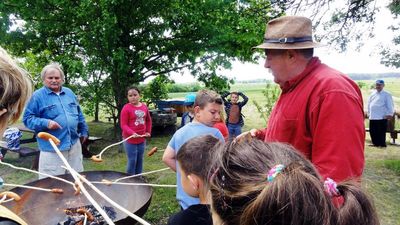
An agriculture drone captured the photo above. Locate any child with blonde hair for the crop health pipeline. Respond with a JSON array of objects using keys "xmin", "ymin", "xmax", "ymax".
[{"xmin": 0, "ymin": 46, "xmax": 32, "ymax": 225}]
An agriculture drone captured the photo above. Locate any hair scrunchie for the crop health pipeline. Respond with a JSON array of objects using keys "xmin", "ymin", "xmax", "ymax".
[
  {"xmin": 324, "ymin": 177, "xmax": 340, "ymax": 197},
  {"xmin": 267, "ymin": 164, "xmax": 285, "ymax": 182}
]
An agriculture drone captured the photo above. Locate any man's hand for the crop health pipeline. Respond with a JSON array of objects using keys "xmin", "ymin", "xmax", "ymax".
[
  {"xmin": 47, "ymin": 120, "xmax": 62, "ymax": 130},
  {"xmin": 236, "ymin": 129, "xmax": 259, "ymax": 139},
  {"xmin": 144, "ymin": 132, "xmax": 151, "ymax": 137},
  {"xmin": 235, "ymin": 129, "xmax": 261, "ymax": 142}
]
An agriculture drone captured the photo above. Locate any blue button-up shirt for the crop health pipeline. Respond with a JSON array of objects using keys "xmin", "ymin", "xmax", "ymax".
[
  {"xmin": 367, "ymin": 89, "xmax": 394, "ymax": 120},
  {"xmin": 23, "ymin": 86, "xmax": 88, "ymax": 152}
]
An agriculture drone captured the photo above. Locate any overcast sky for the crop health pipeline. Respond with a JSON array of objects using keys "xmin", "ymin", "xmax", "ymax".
[{"xmin": 169, "ymin": 1, "xmax": 400, "ymax": 83}]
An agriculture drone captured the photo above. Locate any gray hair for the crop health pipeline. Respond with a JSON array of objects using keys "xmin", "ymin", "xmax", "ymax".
[{"xmin": 40, "ymin": 62, "xmax": 65, "ymax": 84}]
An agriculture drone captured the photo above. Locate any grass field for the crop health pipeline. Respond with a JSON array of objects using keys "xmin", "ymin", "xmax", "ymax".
[{"xmin": 1, "ymin": 79, "xmax": 399, "ymax": 225}]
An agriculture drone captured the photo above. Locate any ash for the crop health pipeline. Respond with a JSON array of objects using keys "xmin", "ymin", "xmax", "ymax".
[{"xmin": 57, "ymin": 205, "xmax": 116, "ymax": 225}]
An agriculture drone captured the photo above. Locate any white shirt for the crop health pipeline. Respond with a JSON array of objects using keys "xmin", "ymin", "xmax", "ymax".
[{"xmin": 367, "ymin": 89, "xmax": 394, "ymax": 120}]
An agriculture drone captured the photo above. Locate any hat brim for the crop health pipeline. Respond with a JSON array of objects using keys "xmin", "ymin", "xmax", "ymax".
[
  {"xmin": 183, "ymin": 102, "xmax": 194, "ymax": 106},
  {"xmin": 253, "ymin": 42, "xmax": 325, "ymax": 49}
]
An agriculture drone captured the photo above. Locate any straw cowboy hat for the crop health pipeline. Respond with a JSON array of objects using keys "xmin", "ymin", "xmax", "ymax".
[{"xmin": 254, "ymin": 15, "xmax": 324, "ymax": 49}]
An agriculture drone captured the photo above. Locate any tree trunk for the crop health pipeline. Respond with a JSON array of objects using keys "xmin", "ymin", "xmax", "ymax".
[{"xmin": 93, "ymin": 100, "xmax": 99, "ymax": 122}]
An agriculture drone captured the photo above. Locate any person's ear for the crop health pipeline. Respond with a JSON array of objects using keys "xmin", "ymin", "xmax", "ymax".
[
  {"xmin": 187, "ymin": 174, "xmax": 200, "ymax": 191},
  {"xmin": 0, "ymin": 108, "xmax": 8, "ymax": 117},
  {"xmin": 193, "ymin": 106, "xmax": 201, "ymax": 114}
]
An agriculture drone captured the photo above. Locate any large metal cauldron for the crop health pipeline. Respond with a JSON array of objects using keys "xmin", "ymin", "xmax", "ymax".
[{"xmin": 3, "ymin": 171, "xmax": 152, "ymax": 225}]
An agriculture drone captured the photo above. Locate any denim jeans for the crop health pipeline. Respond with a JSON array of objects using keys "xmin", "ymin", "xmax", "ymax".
[
  {"xmin": 227, "ymin": 123, "xmax": 242, "ymax": 139},
  {"xmin": 123, "ymin": 141, "xmax": 145, "ymax": 175}
]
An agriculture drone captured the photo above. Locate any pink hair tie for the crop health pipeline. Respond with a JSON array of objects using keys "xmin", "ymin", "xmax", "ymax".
[
  {"xmin": 267, "ymin": 164, "xmax": 285, "ymax": 182},
  {"xmin": 324, "ymin": 178, "xmax": 340, "ymax": 197}
]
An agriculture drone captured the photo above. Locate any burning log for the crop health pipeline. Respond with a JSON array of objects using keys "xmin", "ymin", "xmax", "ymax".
[{"xmin": 58, "ymin": 205, "xmax": 116, "ymax": 225}]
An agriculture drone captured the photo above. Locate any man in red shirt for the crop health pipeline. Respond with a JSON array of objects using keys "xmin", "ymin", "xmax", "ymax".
[{"xmin": 244, "ymin": 16, "xmax": 365, "ymax": 182}]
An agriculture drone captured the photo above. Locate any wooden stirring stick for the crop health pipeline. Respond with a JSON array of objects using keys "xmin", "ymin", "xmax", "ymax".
[
  {"xmin": 91, "ymin": 133, "xmax": 147, "ymax": 162},
  {"xmin": 37, "ymin": 132, "xmax": 115, "ymax": 225}
]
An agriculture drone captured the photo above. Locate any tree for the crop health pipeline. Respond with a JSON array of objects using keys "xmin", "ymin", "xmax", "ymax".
[
  {"xmin": 253, "ymin": 83, "xmax": 280, "ymax": 124},
  {"xmin": 380, "ymin": 0, "xmax": 400, "ymax": 68},
  {"xmin": 277, "ymin": 0, "xmax": 379, "ymax": 51},
  {"xmin": 0, "ymin": 0, "xmax": 284, "ymax": 120}
]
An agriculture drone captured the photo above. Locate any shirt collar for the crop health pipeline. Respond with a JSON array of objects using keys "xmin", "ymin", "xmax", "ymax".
[
  {"xmin": 281, "ymin": 57, "xmax": 321, "ymax": 93},
  {"xmin": 44, "ymin": 86, "xmax": 65, "ymax": 95}
]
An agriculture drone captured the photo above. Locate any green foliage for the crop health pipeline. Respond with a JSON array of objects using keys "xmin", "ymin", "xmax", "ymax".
[
  {"xmin": 382, "ymin": 159, "xmax": 400, "ymax": 175},
  {"xmin": 252, "ymin": 83, "xmax": 280, "ymax": 124},
  {"xmin": 142, "ymin": 75, "xmax": 172, "ymax": 107},
  {"xmin": 357, "ymin": 81, "xmax": 367, "ymax": 89},
  {"xmin": 380, "ymin": 1, "xmax": 400, "ymax": 68},
  {"xmin": 197, "ymin": 72, "xmax": 234, "ymax": 92},
  {"xmin": 167, "ymin": 83, "xmax": 202, "ymax": 93},
  {"xmin": 0, "ymin": 0, "xmax": 282, "ymax": 128}
]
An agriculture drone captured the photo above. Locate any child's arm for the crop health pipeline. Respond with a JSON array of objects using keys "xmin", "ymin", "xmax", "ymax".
[
  {"xmin": 239, "ymin": 92, "xmax": 249, "ymax": 106},
  {"xmin": 162, "ymin": 146, "xmax": 177, "ymax": 172},
  {"xmin": 120, "ymin": 105, "xmax": 135, "ymax": 135},
  {"xmin": 221, "ymin": 92, "xmax": 230, "ymax": 104}
]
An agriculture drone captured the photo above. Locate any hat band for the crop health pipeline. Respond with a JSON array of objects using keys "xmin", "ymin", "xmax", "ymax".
[{"xmin": 264, "ymin": 36, "xmax": 313, "ymax": 44}]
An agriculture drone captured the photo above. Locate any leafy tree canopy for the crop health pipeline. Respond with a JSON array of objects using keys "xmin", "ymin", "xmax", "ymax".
[
  {"xmin": 0, "ymin": 0, "xmax": 283, "ymax": 117},
  {"xmin": 380, "ymin": 0, "xmax": 400, "ymax": 68}
]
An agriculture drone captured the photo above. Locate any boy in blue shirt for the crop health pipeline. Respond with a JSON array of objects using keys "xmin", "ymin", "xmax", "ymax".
[{"xmin": 162, "ymin": 89, "xmax": 224, "ymax": 210}]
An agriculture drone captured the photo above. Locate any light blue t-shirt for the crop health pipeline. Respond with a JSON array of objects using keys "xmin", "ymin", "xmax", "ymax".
[{"xmin": 168, "ymin": 122, "xmax": 224, "ymax": 209}]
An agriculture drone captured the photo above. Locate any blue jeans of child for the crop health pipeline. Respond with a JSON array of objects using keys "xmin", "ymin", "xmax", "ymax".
[
  {"xmin": 227, "ymin": 123, "xmax": 242, "ymax": 139},
  {"xmin": 123, "ymin": 141, "xmax": 145, "ymax": 175}
]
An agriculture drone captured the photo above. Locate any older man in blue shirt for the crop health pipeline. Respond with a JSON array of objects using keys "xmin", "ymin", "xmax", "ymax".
[
  {"xmin": 367, "ymin": 79, "xmax": 395, "ymax": 147},
  {"xmin": 23, "ymin": 63, "xmax": 88, "ymax": 179}
]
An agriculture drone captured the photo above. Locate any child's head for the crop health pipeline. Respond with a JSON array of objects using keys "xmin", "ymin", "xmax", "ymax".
[
  {"xmin": 193, "ymin": 89, "xmax": 223, "ymax": 126},
  {"xmin": 230, "ymin": 92, "xmax": 239, "ymax": 104},
  {"xmin": 0, "ymin": 47, "xmax": 32, "ymax": 135},
  {"xmin": 177, "ymin": 135, "xmax": 222, "ymax": 198},
  {"xmin": 213, "ymin": 107, "xmax": 225, "ymax": 123},
  {"xmin": 209, "ymin": 138, "xmax": 379, "ymax": 225},
  {"xmin": 126, "ymin": 86, "xmax": 141, "ymax": 105},
  {"xmin": 184, "ymin": 93, "xmax": 196, "ymax": 113}
]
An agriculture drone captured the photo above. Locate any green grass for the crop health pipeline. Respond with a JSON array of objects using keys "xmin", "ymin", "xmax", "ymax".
[{"xmin": 1, "ymin": 79, "xmax": 400, "ymax": 225}]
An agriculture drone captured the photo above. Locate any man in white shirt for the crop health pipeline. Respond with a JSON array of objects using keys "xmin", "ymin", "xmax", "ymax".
[{"xmin": 367, "ymin": 79, "xmax": 395, "ymax": 147}]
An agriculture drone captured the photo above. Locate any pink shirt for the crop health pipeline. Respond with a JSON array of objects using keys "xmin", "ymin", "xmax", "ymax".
[
  {"xmin": 120, "ymin": 103, "xmax": 152, "ymax": 144},
  {"xmin": 258, "ymin": 57, "xmax": 365, "ymax": 182}
]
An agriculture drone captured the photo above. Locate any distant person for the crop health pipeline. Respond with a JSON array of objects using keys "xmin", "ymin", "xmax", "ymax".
[
  {"xmin": 242, "ymin": 15, "xmax": 365, "ymax": 182},
  {"xmin": 120, "ymin": 86, "xmax": 152, "ymax": 175},
  {"xmin": 209, "ymin": 138, "xmax": 379, "ymax": 225},
  {"xmin": 0, "ymin": 46, "xmax": 32, "ymax": 225},
  {"xmin": 213, "ymin": 109, "xmax": 229, "ymax": 142},
  {"xmin": 180, "ymin": 93, "xmax": 196, "ymax": 128},
  {"xmin": 167, "ymin": 135, "xmax": 220, "ymax": 225},
  {"xmin": 162, "ymin": 89, "xmax": 224, "ymax": 210},
  {"xmin": 221, "ymin": 91, "xmax": 248, "ymax": 139},
  {"xmin": 367, "ymin": 79, "xmax": 394, "ymax": 147},
  {"xmin": 23, "ymin": 63, "xmax": 89, "ymax": 179}
]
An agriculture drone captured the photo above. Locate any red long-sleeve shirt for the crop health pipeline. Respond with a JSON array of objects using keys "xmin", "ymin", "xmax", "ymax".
[
  {"xmin": 258, "ymin": 57, "xmax": 365, "ymax": 182},
  {"xmin": 120, "ymin": 103, "xmax": 152, "ymax": 144}
]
